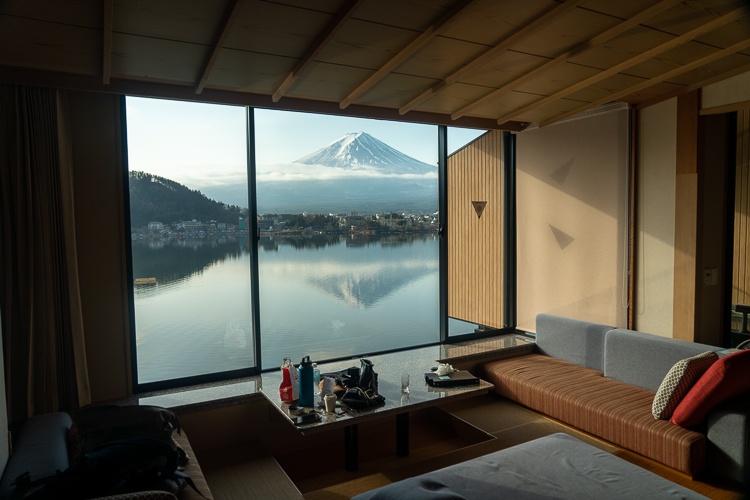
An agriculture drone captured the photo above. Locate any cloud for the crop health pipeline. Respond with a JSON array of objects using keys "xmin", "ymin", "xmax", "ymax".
[{"xmin": 256, "ymin": 162, "xmax": 438, "ymax": 182}]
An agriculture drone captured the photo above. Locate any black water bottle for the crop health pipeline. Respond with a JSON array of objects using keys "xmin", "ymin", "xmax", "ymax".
[{"xmin": 298, "ymin": 355, "xmax": 314, "ymax": 407}]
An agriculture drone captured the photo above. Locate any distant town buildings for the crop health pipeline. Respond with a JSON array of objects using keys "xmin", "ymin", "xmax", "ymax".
[{"xmin": 132, "ymin": 211, "xmax": 438, "ymax": 241}]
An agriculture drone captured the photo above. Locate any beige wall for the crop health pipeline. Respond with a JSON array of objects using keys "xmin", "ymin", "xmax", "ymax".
[
  {"xmin": 635, "ymin": 99, "xmax": 677, "ymax": 337},
  {"xmin": 702, "ymin": 70, "xmax": 750, "ymax": 111},
  {"xmin": 516, "ymin": 109, "xmax": 629, "ymax": 332},
  {"xmin": 67, "ymin": 91, "xmax": 132, "ymax": 402}
]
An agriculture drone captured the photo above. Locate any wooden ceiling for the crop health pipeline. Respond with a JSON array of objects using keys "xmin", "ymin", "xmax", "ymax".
[{"xmin": 0, "ymin": 0, "xmax": 749, "ymax": 130}]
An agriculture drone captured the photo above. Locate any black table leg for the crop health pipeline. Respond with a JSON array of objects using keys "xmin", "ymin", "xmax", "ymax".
[
  {"xmin": 396, "ymin": 412, "xmax": 409, "ymax": 457},
  {"xmin": 345, "ymin": 424, "xmax": 359, "ymax": 471}
]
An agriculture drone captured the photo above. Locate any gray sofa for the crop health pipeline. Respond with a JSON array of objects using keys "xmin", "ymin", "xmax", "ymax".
[{"xmin": 479, "ymin": 314, "xmax": 750, "ymax": 485}]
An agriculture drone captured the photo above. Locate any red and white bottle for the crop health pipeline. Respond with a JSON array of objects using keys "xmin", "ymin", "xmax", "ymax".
[{"xmin": 279, "ymin": 357, "xmax": 299, "ymax": 402}]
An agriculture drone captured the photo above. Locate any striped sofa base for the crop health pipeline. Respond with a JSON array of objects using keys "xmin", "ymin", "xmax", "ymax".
[{"xmin": 479, "ymin": 353, "xmax": 706, "ymax": 476}]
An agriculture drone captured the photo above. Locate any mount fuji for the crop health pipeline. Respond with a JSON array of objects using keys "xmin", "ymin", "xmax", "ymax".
[
  {"xmin": 294, "ymin": 132, "xmax": 436, "ymax": 175},
  {"xmin": 251, "ymin": 132, "xmax": 438, "ymax": 214},
  {"xmin": 202, "ymin": 132, "xmax": 438, "ymax": 214}
]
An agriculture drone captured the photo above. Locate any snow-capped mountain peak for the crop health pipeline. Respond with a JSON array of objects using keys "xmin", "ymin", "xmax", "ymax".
[{"xmin": 294, "ymin": 132, "xmax": 435, "ymax": 175}]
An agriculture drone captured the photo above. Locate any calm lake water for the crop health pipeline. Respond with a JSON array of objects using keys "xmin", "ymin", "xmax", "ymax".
[{"xmin": 132, "ymin": 233, "xmax": 440, "ymax": 383}]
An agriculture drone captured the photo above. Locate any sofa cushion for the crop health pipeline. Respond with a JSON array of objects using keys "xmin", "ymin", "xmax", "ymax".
[
  {"xmin": 535, "ymin": 314, "xmax": 613, "ymax": 371},
  {"xmin": 480, "ymin": 354, "xmax": 706, "ymax": 475},
  {"xmin": 652, "ymin": 351, "xmax": 718, "ymax": 420},
  {"xmin": 604, "ymin": 329, "xmax": 717, "ymax": 392},
  {"xmin": 671, "ymin": 349, "xmax": 750, "ymax": 428}
]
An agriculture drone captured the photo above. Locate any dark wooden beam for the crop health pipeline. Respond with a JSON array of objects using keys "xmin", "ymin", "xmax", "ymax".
[
  {"xmin": 102, "ymin": 0, "xmax": 113, "ymax": 85},
  {"xmin": 196, "ymin": 0, "xmax": 243, "ymax": 94},
  {"xmin": 273, "ymin": 0, "xmax": 364, "ymax": 103}
]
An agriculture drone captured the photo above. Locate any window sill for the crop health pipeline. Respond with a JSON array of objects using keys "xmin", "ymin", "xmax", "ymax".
[{"xmin": 124, "ymin": 334, "xmax": 535, "ymax": 414}]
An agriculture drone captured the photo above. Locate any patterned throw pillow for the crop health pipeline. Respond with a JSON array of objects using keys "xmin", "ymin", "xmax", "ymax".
[
  {"xmin": 671, "ymin": 349, "xmax": 750, "ymax": 427},
  {"xmin": 652, "ymin": 351, "xmax": 718, "ymax": 420}
]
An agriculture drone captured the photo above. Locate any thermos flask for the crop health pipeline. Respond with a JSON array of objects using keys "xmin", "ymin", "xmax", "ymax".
[{"xmin": 298, "ymin": 355, "xmax": 314, "ymax": 407}]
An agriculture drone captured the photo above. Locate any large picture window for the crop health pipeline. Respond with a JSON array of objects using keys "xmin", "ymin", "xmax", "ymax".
[{"xmin": 125, "ymin": 99, "xmax": 487, "ymax": 388}]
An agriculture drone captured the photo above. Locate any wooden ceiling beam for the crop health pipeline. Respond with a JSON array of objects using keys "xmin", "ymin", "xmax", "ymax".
[
  {"xmin": 401, "ymin": 0, "xmax": 585, "ymax": 116},
  {"xmin": 541, "ymin": 37, "xmax": 750, "ymax": 127},
  {"xmin": 102, "ymin": 0, "xmax": 113, "ymax": 85},
  {"xmin": 195, "ymin": 0, "xmax": 242, "ymax": 95},
  {"xmin": 494, "ymin": 6, "xmax": 748, "ymax": 125},
  {"xmin": 273, "ymin": 0, "xmax": 364, "ymax": 103},
  {"xmin": 446, "ymin": 0, "xmax": 682, "ymax": 120},
  {"xmin": 0, "ymin": 64, "xmax": 514, "ymax": 130},
  {"xmin": 339, "ymin": 0, "xmax": 476, "ymax": 110}
]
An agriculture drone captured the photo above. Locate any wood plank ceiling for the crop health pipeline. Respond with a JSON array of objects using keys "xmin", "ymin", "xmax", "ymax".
[{"xmin": 0, "ymin": 0, "xmax": 748, "ymax": 130}]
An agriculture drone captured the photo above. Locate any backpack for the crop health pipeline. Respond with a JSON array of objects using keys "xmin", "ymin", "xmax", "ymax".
[
  {"xmin": 26, "ymin": 436, "xmax": 192, "ymax": 498},
  {"xmin": 13, "ymin": 405, "xmax": 205, "ymax": 499}
]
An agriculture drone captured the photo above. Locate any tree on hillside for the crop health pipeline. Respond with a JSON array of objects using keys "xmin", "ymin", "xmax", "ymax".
[{"xmin": 129, "ymin": 171, "xmax": 244, "ymax": 228}]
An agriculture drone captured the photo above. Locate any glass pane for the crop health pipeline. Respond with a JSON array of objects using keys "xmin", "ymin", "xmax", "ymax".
[
  {"xmin": 126, "ymin": 97, "xmax": 254, "ymax": 385},
  {"xmin": 255, "ymin": 110, "xmax": 439, "ymax": 365}
]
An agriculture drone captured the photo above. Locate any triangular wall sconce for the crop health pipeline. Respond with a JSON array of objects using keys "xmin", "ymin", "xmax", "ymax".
[{"xmin": 472, "ymin": 201, "xmax": 487, "ymax": 219}]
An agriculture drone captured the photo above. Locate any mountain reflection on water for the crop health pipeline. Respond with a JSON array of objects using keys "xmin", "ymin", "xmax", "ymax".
[{"xmin": 132, "ymin": 233, "xmax": 437, "ymax": 308}]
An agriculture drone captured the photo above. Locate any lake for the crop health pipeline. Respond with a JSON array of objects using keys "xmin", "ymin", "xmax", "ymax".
[{"xmin": 131, "ymin": 233, "xmax": 441, "ymax": 384}]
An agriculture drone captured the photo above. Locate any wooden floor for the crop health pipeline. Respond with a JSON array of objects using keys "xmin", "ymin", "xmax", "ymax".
[{"xmin": 199, "ymin": 394, "xmax": 746, "ymax": 500}]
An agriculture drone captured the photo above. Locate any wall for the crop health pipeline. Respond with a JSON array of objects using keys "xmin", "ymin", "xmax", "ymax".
[
  {"xmin": 702, "ymin": 70, "xmax": 750, "ymax": 111},
  {"xmin": 67, "ymin": 91, "xmax": 131, "ymax": 402},
  {"xmin": 635, "ymin": 99, "xmax": 678, "ymax": 337},
  {"xmin": 516, "ymin": 109, "xmax": 629, "ymax": 331},
  {"xmin": 636, "ymin": 71, "xmax": 749, "ymax": 343}
]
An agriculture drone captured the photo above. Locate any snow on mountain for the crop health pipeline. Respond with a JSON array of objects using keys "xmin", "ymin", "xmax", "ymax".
[{"xmin": 294, "ymin": 132, "xmax": 435, "ymax": 175}]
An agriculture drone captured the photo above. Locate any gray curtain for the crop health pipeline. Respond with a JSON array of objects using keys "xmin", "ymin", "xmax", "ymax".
[{"xmin": 0, "ymin": 84, "xmax": 91, "ymax": 425}]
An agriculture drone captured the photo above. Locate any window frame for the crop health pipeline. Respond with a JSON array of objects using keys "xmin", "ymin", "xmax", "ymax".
[{"xmin": 123, "ymin": 98, "xmax": 515, "ymax": 393}]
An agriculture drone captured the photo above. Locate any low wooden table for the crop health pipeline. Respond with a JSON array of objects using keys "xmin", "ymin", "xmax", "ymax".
[{"xmin": 261, "ymin": 351, "xmax": 493, "ymax": 471}]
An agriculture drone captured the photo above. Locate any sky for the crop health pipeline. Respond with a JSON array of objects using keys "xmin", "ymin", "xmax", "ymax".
[{"xmin": 125, "ymin": 96, "xmax": 486, "ymax": 194}]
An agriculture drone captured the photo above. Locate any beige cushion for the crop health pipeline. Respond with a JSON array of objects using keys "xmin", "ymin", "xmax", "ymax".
[{"xmin": 652, "ymin": 351, "xmax": 718, "ymax": 420}]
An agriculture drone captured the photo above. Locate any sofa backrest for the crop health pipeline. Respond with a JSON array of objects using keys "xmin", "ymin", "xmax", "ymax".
[
  {"xmin": 603, "ymin": 328, "xmax": 718, "ymax": 391},
  {"xmin": 536, "ymin": 314, "xmax": 614, "ymax": 372}
]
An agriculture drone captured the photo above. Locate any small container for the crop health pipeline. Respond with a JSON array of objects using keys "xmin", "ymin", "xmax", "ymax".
[
  {"xmin": 324, "ymin": 393, "xmax": 337, "ymax": 413},
  {"xmin": 313, "ymin": 363, "xmax": 320, "ymax": 394},
  {"xmin": 320, "ymin": 376, "xmax": 335, "ymax": 401}
]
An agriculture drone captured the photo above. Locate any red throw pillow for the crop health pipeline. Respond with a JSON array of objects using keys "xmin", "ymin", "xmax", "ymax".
[{"xmin": 670, "ymin": 349, "xmax": 750, "ymax": 427}]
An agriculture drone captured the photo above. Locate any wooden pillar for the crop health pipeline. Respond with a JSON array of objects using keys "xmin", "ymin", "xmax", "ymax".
[{"xmin": 672, "ymin": 91, "xmax": 700, "ymax": 341}]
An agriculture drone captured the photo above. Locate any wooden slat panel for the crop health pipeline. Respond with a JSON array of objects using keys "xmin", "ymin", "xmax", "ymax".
[
  {"xmin": 734, "ymin": 109, "xmax": 750, "ymax": 305},
  {"xmin": 447, "ymin": 131, "xmax": 504, "ymax": 328}
]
